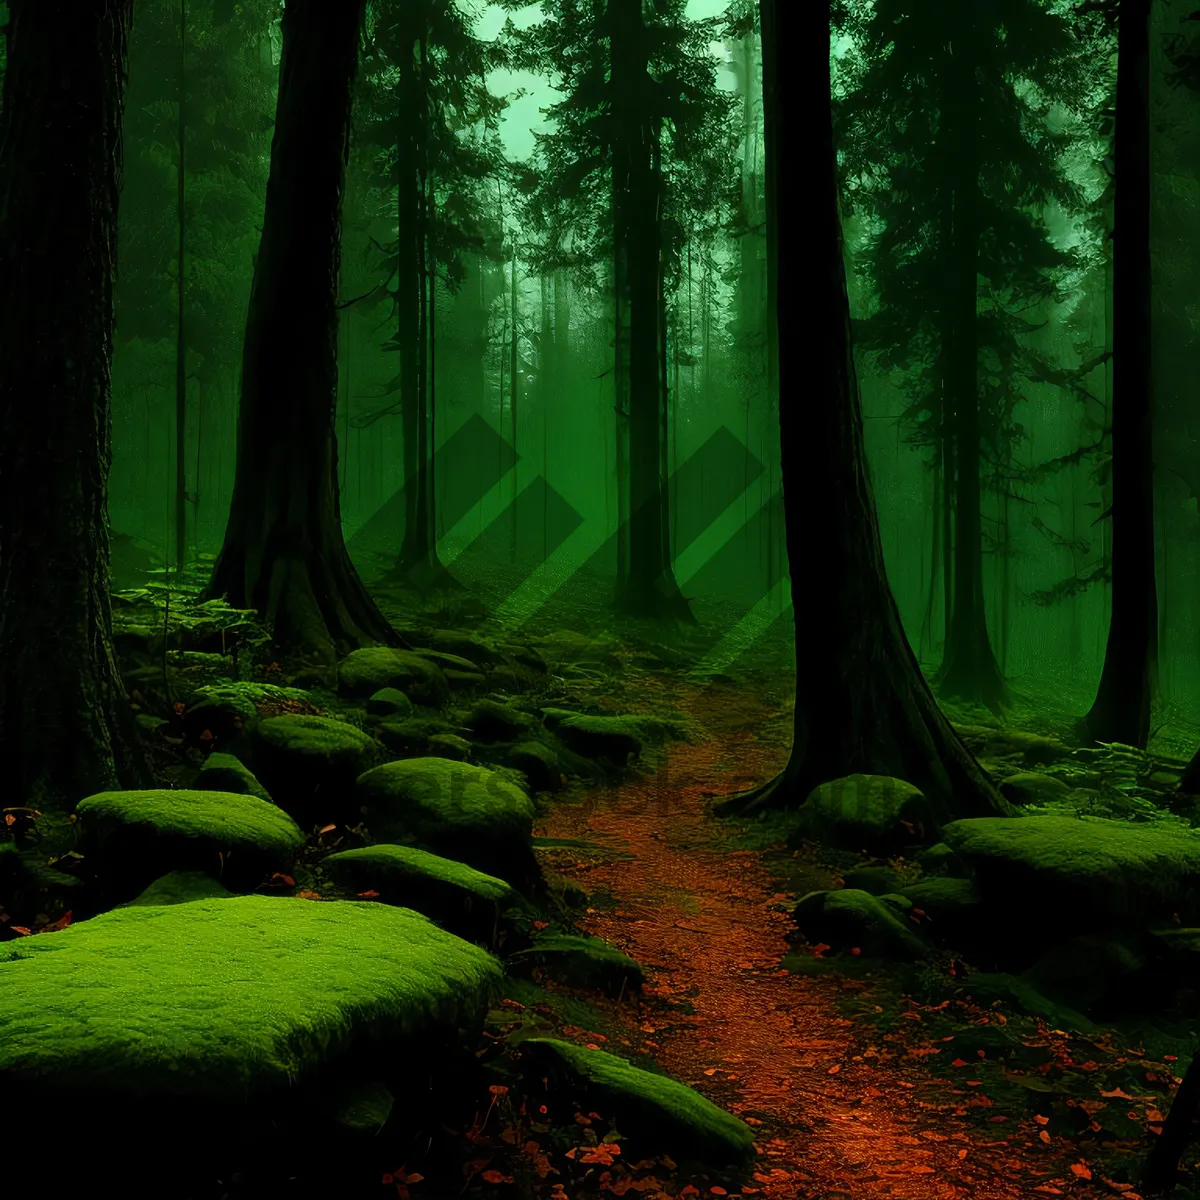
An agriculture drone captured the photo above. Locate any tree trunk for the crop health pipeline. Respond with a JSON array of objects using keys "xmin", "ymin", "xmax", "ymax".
[
  {"xmin": 934, "ymin": 5, "xmax": 1008, "ymax": 712},
  {"xmin": 0, "ymin": 0, "xmax": 146, "ymax": 809},
  {"xmin": 205, "ymin": 0, "xmax": 399, "ymax": 663},
  {"xmin": 1085, "ymin": 0, "xmax": 1157, "ymax": 748},
  {"xmin": 393, "ymin": 55, "xmax": 424, "ymax": 576},
  {"xmin": 720, "ymin": 0, "xmax": 1006, "ymax": 822},
  {"xmin": 611, "ymin": 0, "xmax": 692, "ymax": 621},
  {"xmin": 175, "ymin": 0, "xmax": 188, "ymax": 575},
  {"xmin": 1141, "ymin": 1050, "xmax": 1200, "ymax": 1195}
]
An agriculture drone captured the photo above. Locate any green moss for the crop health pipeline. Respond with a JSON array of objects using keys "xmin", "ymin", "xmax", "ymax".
[
  {"xmin": 510, "ymin": 933, "xmax": 645, "ymax": 997},
  {"xmin": 799, "ymin": 774, "xmax": 936, "ymax": 854},
  {"xmin": 793, "ymin": 888, "xmax": 934, "ymax": 961},
  {"xmin": 0, "ymin": 895, "xmax": 501, "ymax": 1101},
  {"xmin": 323, "ymin": 844, "xmax": 517, "ymax": 906},
  {"xmin": 357, "ymin": 757, "xmax": 538, "ymax": 886},
  {"xmin": 337, "ymin": 648, "xmax": 449, "ymax": 707},
  {"xmin": 519, "ymin": 1038, "xmax": 756, "ymax": 1167},
  {"xmin": 123, "ymin": 871, "xmax": 233, "ymax": 906},
  {"xmin": 249, "ymin": 715, "xmax": 378, "ymax": 821},
  {"xmin": 77, "ymin": 789, "xmax": 304, "ymax": 863},
  {"xmin": 941, "ymin": 815, "xmax": 1200, "ymax": 924},
  {"xmin": 193, "ymin": 752, "xmax": 272, "ymax": 802},
  {"xmin": 365, "ymin": 688, "xmax": 414, "ymax": 718},
  {"xmin": 540, "ymin": 709, "xmax": 643, "ymax": 764}
]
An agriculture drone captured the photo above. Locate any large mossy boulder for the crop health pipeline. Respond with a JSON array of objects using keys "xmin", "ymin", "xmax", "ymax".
[
  {"xmin": 0, "ymin": 896, "xmax": 501, "ymax": 1102},
  {"xmin": 797, "ymin": 775, "xmax": 937, "ymax": 855},
  {"xmin": 356, "ymin": 758, "xmax": 540, "ymax": 888},
  {"xmin": 322, "ymin": 844, "xmax": 521, "ymax": 943},
  {"xmin": 510, "ymin": 933, "xmax": 645, "ymax": 998},
  {"xmin": 75, "ymin": 789, "xmax": 305, "ymax": 900},
  {"xmin": 793, "ymin": 888, "xmax": 934, "ymax": 961},
  {"xmin": 940, "ymin": 815, "xmax": 1200, "ymax": 929},
  {"xmin": 337, "ymin": 648, "xmax": 450, "ymax": 708},
  {"xmin": 541, "ymin": 709, "xmax": 642, "ymax": 765},
  {"xmin": 248, "ymin": 715, "xmax": 377, "ymax": 823},
  {"xmin": 518, "ymin": 1039, "xmax": 755, "ymax": 1168}
]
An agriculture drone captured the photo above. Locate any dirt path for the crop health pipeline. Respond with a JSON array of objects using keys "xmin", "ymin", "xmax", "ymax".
[{"xmin": 536, "ymin": 679, "xmax": 1111, "ymax": 1199}]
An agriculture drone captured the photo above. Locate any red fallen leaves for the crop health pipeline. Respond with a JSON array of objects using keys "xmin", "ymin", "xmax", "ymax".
[
  {"xmin": 268, "ymin": 873, "xmax": 294, "ymax": 887},
  {"xmin": 355, "ymin": 889, "xmax": 380, "ymax": 899},
  {"xmin": 480, "ymin": 1169, "xmax": 513, "ymax": 1184},
  {"xmin": 1070, "ymin": 1163, "xmax": 1093, "ymax": 1180}
]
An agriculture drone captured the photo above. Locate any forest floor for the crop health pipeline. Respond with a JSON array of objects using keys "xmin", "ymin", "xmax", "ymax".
[{"xmin": 508, "ymin": 663, "xmax": 1194, "ymax": 1200}]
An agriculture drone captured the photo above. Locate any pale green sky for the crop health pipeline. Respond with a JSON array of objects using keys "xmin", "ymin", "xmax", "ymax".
[{"xmin": 474, "ymin": 1, "xmax": 740, "ymax": 161}]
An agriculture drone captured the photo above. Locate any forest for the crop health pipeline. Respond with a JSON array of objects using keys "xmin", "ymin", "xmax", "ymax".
[{"xmin": 7, "ymin": 0, "xmax": 1200, "ymax": 1197}]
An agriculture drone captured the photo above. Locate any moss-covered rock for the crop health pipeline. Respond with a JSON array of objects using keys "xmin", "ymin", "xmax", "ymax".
[
  {"xmin": 183, "ymin": 682, "xmax": 317, "ymax": 738},
  {"xmin": 357, "ymin": 758, "xmax": 539, "ymax": 888},
  {"xmin": 798, "ymin": 775, "xmax": 937, "ymax": 855},
  {"xmin": 122, "ymin": 870, "xmax": 233, "ymax": 906},
  {"xmin": 426, "ymin": 630, "xmax": 501, "ymax": 666},
  {"xmin": 428, "ymin": 733, "xmax": 472, "ymax": 761},
  {"xmin": 954, "ymin": 726, "xmax": 1071, "ymax": 766},
  {"xmin": 375, "ymin": 716, "xmax": 453, "ymax": 757},
  {"xmin": 518, "ymin": 1039, "xmax": 755, "ymax": 1168},
  {"xmin": 76, "ymin": 789, "xmax": 305, "ymax": 900},
  {"xmin": 466, "ymin": 699, "xmax": 535, "ymax": 742},
  {"xmin": 510, "ymin": 933, "xmax": 644, "ymax": 998},
  {"xmin": 323, "ymin": 844, "xmax": 519, "ymax": 942},
  {"xmin": 957, "ymin": 971, "xmax": 1096, "ymax": 1034},
  {"xmin": 193, "ymin": 752, "xmax": 272, "ymax": 802},
  {"xmin": 541, "ymin": 709, "xmax": 642, "ymax": 765},
  {"xmin": 337, "ymin": 648, "xmax": 450, "ymax": 708},
  {"xmin": 366, "ymin": 688, "xmax": 414, "ymax": 718},
  {"xmin": 0, "ymin": 896, "xmax": 501, "ymax": 1101},
  {"xmin": 940, "ymin": 815, "xmax": 1200, "ymax": 928},
  {"xmin": 792, "ymin": 888, "xmax": 934, "ymax": 961},
  {"xmin": 840, "ymin": 866, "xmax": 905, "ymax": 895},
  {"xmin": 914, "ymin": 842, "xmax": 964, "ymax": 876},
  {"xmin": 996, "ymin": 771, "xmax": 1072, "ymax": 805},
  {"xmin": 412, "ymin": 648, "xmax": 483, "ymax": 674},
  {"xmin": 248, "ymin": 715, "xmax": 378, "ymax": 823},
  {"xmin": 503, "ymin": 741, "xmax": 564, "ymax": 793},
  {"xmin": 1023, "ymin": 933, "xmax": 1153, "ymax": 1015},
  {"xmin": 443, "ymin": 667, "xmax": 487, "ymax": 691}
]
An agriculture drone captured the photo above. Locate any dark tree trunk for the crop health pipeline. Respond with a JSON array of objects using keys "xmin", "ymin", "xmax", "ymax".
[
  {"xmin": 205, "ymin": 0, "xmax": 399, "ymax": 662},
  {"xmin": 394, "ymin": 84, "xmax": 424, "ymax": 576},
  {"xmin": 1085, "ymin": 0, "xmax": 1157, "ymax": 748},
  {"xmin": 934, "ymin": 6, "xmax": 1008, "ymax": 712},
  {"xmin": 393, "ymin": 25, "xmax": 450, "ymax": 592},
  {"xmin": 0, "ymin": 0, "xmax": 146, "ymax": 809},
  {"xmin": 611, "ymin": 0, "xmax": 692, "ymax": 622},
  {"xmin": 1142, "ymin": 1050, "xmax": 1200, "ymax": 1195},
  {"xmin": 720, "ymin": 0, "xmax": 1006, "ymax": 822},
  {"xmin": 175, "ymin": 0, "xmax": 188, "ymax": 575}
]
